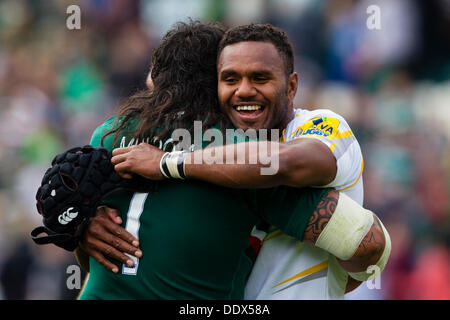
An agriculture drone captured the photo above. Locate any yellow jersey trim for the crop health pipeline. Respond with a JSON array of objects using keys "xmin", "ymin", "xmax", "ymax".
[
  {"xmin": 337, "ymin": 157, "xmax": 364, "ymax": 192},
  {"xmin": 272, "ymin": 260, "xmax": 329, "ymax": 288},
  {"xmin": 264, "ymin": 231, "xmax": 284, "ymax": 242}
]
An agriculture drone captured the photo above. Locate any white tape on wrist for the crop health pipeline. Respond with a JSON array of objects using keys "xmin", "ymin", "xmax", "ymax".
[
  {"xmin": 348, "ymin": 219, "xmax": 391, "ymax": 282},
  {"xmin": 159, "ymin": 151, "xmax": 186, "ymax": 179},
  {"xmin": 159, "ymin": 152, "xmax": 171, "ymax": 178},
  {"xmin": 315, "ymin": 193, "xmax": 374, "ymax": 261}
]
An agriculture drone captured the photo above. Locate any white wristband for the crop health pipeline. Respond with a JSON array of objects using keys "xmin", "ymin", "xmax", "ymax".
[{"xmin": 159, "ymin": 151, "xmax": 186, "ymax": 179}]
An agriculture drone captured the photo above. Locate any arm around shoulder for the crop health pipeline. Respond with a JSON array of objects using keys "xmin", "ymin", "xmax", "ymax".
[{"xmin": 302, "ymin": 190, "xmax": 390, "ymax": 277}]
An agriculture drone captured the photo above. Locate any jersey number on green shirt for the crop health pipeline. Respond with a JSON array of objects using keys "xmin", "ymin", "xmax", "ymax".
[{"xmin": 122, "ymin": 192, "xmax": 148, "ymax": 275}]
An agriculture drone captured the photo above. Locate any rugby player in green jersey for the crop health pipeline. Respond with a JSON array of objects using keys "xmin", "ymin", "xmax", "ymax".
[{"xmin": 77, "ymin": 22, "xmax": 389, "ymax": 299}]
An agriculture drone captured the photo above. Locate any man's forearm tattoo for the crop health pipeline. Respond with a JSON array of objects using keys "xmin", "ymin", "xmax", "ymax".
[{"xmin": 302, "ymin": 189, "xmax": 339, "ymax": 244}]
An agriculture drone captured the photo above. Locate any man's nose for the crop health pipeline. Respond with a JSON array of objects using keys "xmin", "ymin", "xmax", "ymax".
[{"xmin": 235, "ymin": 78, "xmax": 257, "ymax": 98}]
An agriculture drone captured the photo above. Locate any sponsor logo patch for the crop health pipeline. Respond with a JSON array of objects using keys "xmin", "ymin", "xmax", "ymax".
[{"xmin": 292, "ymin": 116, "xmax": 340, "ymax": 139}]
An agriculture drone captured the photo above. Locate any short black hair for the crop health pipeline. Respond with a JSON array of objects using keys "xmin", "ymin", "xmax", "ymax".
[{"xmin": 217, "ymin": 23, "xmax": 294, "ymax": 76}]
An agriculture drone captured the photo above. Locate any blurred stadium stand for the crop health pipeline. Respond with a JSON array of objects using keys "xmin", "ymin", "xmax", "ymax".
[{"xmin": 0, "ymin": 0, "xmax": 448, "ymax": 299}]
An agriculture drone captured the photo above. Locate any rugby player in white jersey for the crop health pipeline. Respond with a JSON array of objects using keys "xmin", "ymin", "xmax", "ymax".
[{"xmin": 83, "ymin": 23, "xmax": 390, "ymax": 299}]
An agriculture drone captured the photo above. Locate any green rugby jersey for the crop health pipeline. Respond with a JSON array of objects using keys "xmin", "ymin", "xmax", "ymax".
[{"xmin": 78, "ymin": 117, "xmax": 331, "ymax": 300}]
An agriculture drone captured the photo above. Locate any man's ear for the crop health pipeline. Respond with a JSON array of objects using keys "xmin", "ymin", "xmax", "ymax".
[
  {"xmin": 146, "ymin": 71, "xmax": 154, "ymax": 90},
  {"xmin": 287, "ymin": 72, "xmax": 298, "ymax": 105}
]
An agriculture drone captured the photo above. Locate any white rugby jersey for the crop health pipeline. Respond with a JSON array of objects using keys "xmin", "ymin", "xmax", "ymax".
[{"xmin": 244, "ymin": 108, "xmax": 364, "ymax": 300}]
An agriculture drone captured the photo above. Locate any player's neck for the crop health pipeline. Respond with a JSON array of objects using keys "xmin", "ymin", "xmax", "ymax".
[{"xmin": 279, "ymin": 108, "xmax": 295, "ymax": 131}]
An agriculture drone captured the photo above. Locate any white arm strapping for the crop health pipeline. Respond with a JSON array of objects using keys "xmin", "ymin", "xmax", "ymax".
[
  {"xmin": 315, "ymin": 193, "xmax": 373, "ymax": 261},
  {"xmin": 165, "ymin": 151, "xmax": 185, "ymax": 179}
]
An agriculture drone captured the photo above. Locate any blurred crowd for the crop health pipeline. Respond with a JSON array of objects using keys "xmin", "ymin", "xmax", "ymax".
[{"xmin": 0, "ymin": 0, "xmax": 448, "ymax": 300}]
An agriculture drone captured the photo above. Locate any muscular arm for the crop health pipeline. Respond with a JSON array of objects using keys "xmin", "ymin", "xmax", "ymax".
[
  {"xmin": 112, "ymin": 138, "xmax": 337, "ymax": 188},
  {"xmin": 302, "ymin": 190, "xmax": 386, "ymax": 292},
  {"xmin": 186, "ymin": 138, "xmax": 336, "ymax": 188}
]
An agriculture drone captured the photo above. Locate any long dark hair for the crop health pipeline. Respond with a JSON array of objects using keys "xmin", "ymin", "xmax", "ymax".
[{"xmin": 102, "ymin": 21, "xmax": 230, "ymax": 147}]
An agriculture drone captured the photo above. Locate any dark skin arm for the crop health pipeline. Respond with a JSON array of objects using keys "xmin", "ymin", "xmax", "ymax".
[
  {"xmin": 187, "ymin": 138, "xmax": 337, "ymax": 188},
  {"xmin": 302, "ymin": 190, "xmax": 386, "ymax": 293},
  {"xmin": 110, "ymin": 139, "xmax": 337, "ymax": 189}
]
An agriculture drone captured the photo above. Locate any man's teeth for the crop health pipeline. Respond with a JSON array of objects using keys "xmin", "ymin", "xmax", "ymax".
[{"xmin": 236, "ymin": 105, "xmax": 262, "ymax": 111}]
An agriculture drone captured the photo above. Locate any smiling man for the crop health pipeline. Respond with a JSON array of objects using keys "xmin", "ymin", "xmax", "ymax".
[
  {"xmin": 193, "ymin": 25, "xmax": 371, "ymax": 299},
  {"xmin": 217, "ymin": 40, "xmax": 295, "ymax": 132}
]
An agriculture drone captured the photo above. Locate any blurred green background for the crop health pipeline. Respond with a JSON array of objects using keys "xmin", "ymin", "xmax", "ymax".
[{"xmin": 0, "ymin": 0, "xmax": 449, "ymax": 300}]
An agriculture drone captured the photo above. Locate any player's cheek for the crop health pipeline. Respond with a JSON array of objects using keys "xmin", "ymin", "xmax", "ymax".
[{"xmin": 218, "ymin": 86, "xmax": 231, "ymax": 109}]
